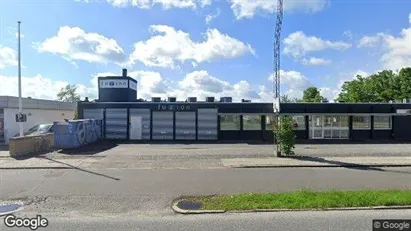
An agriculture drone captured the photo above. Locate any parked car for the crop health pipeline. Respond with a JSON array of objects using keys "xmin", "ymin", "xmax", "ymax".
[{"xmin": 14, "ymin": 123, "xmax": 54, "ymax": 137}]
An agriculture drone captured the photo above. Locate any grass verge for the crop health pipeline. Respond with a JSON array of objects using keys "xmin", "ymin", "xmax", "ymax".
[{"xmin": 185, "ymin": 189, "xmax": 411, "ymax": 211}]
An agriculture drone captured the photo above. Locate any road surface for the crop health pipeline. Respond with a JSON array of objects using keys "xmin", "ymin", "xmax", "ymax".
[{"xmin": 1, "ymin": 207, "xmax": 410, "ymax": 231}]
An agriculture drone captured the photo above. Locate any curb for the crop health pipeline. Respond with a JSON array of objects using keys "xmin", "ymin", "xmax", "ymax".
[
  {"xmin": 172, "ymin": 203, "xmax": 411, "ymax": 214},
  {"xmin": 172, "ymin": 201, "xmax": 225, "ymax": 214},
  {"xmin": 231, "ymin": 164, "xmax": 411, "ymax": 168}
]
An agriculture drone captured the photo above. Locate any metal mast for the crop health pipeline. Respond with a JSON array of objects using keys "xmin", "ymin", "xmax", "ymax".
[{"xmin": 274, "ymin": 0, "xmax": 283, "ymax": 157}]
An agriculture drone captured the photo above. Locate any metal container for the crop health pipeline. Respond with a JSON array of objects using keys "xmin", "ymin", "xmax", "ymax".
[{"xmin": 53, "ymin": 119, "xmax": 103, "ymax": 149}]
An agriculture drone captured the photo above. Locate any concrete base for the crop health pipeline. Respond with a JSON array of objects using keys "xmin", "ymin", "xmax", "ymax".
[{"xmin": 8, "ymin": 133, "xmax": 54, "ymax": 157}]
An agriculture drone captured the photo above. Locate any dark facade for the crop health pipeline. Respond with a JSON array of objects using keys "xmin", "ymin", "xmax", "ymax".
[
  {"xmin": 78, "ymin": 69, "xmax": 411, "ymax": 143},
  {"xmin": 78, "ymin": 100, "xmax": 411, "ymax": 143}
]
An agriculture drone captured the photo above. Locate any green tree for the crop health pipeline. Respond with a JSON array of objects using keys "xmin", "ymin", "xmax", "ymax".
[
  {"xmin": 302, "ymin": 87, "xmax": 324, "ymax": 102},
  {"xmin": 337, "ymin": 68, "xmax": 411, "ymax": 103},
  {"xmin": 281, "ymin": 95, "xmax": 302, "ymax": 103},
  {"xmin": 57, "ymin": 84, "xmax": 81, "ymax": 102}
]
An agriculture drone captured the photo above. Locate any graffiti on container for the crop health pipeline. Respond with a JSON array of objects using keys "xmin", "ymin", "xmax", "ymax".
[{"xmin": 75, "ymin": 120, "xmax": 102, "ymax": 145}]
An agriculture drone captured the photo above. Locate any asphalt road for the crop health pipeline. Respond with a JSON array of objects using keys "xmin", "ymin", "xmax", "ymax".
[
  {"xmin": 2, "ymin": 167, "xmax": 411, "ymax": 216},
  {"xmin": 1, "ymin": 208, "xmax": 411, "ymax": 231}
]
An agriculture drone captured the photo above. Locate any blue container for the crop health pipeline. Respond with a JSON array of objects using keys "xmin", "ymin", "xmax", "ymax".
[{"xmin": 54, "ymin": 119, "xmax": 103, "ymax": 149}]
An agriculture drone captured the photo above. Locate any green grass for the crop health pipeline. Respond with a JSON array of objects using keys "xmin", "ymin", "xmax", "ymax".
[{"xmin": 186, "ymin": 189, "xmax": 411, "ymax": 211}]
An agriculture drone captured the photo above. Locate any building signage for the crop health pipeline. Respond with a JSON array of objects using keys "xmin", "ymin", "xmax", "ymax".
[
  {"xmin": 100, "ymin": 79, "xmax": 129, "ymax": 89},
  {"xmin": 129, "ymin": 80, "xmax": 137, "ymax": 91},
  {"xmin": 157, "ymin": 104, "xmax": 192, "ymax": 111}
]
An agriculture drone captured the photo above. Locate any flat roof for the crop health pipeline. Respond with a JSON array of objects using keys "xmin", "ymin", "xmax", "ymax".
[{"xmin": 0, "ymin": 96, "xmax": 77, "ymax": 110}]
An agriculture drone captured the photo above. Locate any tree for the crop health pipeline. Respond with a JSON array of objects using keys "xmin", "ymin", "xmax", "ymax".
[
  {"xmin": 337, "ymin": 67, "xmax": 411, "ymax": 103},
  {"xmin": 281, "ymin": 95, "xmax": 302, "ymax": 103},
  {"xmin": 57, "ymin": 84, "xmax": 81, "ymax": 103},
  {"xmin": 302, "ymin": 87, "xmax": 324, "ymax": 102}
]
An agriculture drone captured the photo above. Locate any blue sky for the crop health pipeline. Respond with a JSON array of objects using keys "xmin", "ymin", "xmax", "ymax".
[{"xmin": 0, "ymin": 0, "xmax": 410, "ymax": 102}]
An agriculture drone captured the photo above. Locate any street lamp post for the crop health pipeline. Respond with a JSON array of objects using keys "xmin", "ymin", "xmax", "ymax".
[{"xmin": 17, "ymin": 21, "xmax": 24, "ymax": 137}]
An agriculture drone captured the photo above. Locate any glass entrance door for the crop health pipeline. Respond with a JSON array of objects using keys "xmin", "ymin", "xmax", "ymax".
[
  {"xmin": 309, "ymin": 115, "xmax": 349, "ymax": 139},
  {"xmin": 311, "ymin": 115, "xmax": 324, "ymax": 139}
]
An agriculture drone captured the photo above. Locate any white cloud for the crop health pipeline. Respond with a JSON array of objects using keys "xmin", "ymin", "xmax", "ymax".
[
  {"xmin": 34, "ymin": 26, "xmax": 126, "ymax": 65},
  {"xmin": 409, "ymin": 13, "xmax": 411, "ymax": 24},
  {"xmin": 357, "ymin": 33, "xmax": 385, "ymax": 48},
  {"xmin": 284, "ymin": 31, "xmax": 351, "ymax": 59},
  {"xmin": 95, "ymin": 0, "xmax": 211, "ymax": 9},
  {"xmin": 229, "ymin": 0, "xmax": 328, "ymax": 19},
  {"xmin": 358, "ymin": 15, "xmax": 411, "ymax": 70},
  {"xmin": 302, "ymin": 57, "xmax": 331, "ymax": 66},
  {"xmin": 0, "ymin": 74, "xmax": 77, "ymax": 100},
  {"xmin": 128, "ymin": 25, "xmax": 255, "ymax": 68},
  {"xmin": 205, "ymin": 8, "xmax": 220, "ymax": 24},
  {"xmin": 0, "ymin": 46, "xmax": 18, "ymax": 69},
  {"xmin": 15, "ymin": 33, "xmax": 24, "ymax": 38}
]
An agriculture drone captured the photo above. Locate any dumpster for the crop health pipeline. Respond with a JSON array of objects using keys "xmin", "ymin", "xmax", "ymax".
[{"xmin": 54, "ymin": 119, "xmax": 103, "ymax": 149}]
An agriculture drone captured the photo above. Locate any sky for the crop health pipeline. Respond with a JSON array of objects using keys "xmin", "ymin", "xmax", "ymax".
[{"xmin": 0, "ymin": 0, "xmax": 410, "ymax": 102}]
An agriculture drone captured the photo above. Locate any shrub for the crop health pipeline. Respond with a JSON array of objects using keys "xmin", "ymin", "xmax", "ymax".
[{"xmin": 276, "ymin": 116, "xmax": 296, "ymax": 156}]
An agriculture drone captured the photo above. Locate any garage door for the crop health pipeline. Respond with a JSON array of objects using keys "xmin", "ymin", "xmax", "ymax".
[
  {"xmin": 105, "ymin": 108, "xmax": 127, "ymax": 139},
  {"xmin": 152, "ymin": 111, "xmax": 173, "ymax": 140},
  {"xmin": 198, "ymin": 108, "xmax": 218, "ymax": 140},
  {"xmin": 83, "ymin": 109, "xmax": 103, "ymax": 120},
  {"xmin": 129, "ymin": 109, "xmax": 151, "ymax": 140},
  {"xmin": 175, "ymin": 112, "xmax": 196, "ymax": 140}
]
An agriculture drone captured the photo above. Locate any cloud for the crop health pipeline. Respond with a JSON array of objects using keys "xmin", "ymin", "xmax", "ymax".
[
  {"xmin": 0, "ymin": 46, "xmax": 18, "ymax": 69},
  {"xmin": 284, "ymin": 31, "xmax": 351, "ymax": 59},
  {"xmin": 409, "ymin": 13, "xmax": 411, "ymax": 24},
  {"xmin": 128, "ymin": 25, "xmax": 255, "ymax": 68},
  {"xmin": 228, "ymin": 0, "xmax": 328, "ymax": 19},
  {"xmin": 34, "ymin": 26, "xmax": 126, "ymax": 65},
  {"xmin": 205, "ymin": 8, "xmax": 220, "ymax": 24},
  {"xmin": 357, "ymin": 33, "xmax": 385, "ymax": 48},
  {"xmin": 83, "ymin": 0, "xmax": 212, "ymax": 9},
  {"xmin": 0, "ymin": 74, "xmax": 78, "ymax": 100},
  {"xmin": 302, "ymin": 57, "xmax": 331, "ymax": 66},
  {"xmin": 357, "ymin": 15, "xmax": 411, "ymax": 70}
]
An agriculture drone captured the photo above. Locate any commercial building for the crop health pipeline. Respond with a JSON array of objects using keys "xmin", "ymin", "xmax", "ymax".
[
  {"xmin": 0, "ymin": 96, "xmax": 77, "ymax": 144},
  {"xmin": 78, "ymin": 69, "xmax": 411, "ymax": 143}
]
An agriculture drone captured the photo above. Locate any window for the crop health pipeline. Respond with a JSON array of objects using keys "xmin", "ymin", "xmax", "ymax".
[
  {"xmin": 243, "ymin": 115, "xmax": 261, "ymax": 130},
  {"xmin": 265, "ymin": 115, "xmax": 277, "ymax": 130},
  {"xmin": 292, "ymin": 116, "xmax": 305, "ymax": 130},
  {"xmin": 353, "ymin": 116, "xmax": 371, "ymax": 129},
  {"xmin": 220, "ymin": 115, "xmax": 240, "ymax": 130},
  {"xmin": 374, "ymin": 116, "xmax": 391, "ymax": 129}
]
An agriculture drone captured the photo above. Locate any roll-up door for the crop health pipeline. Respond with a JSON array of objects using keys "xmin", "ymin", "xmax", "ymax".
[
  {"xmin": 198, "ymin": 108, "xmax": 218, "ymax": 140},
  {"xmin": 105, "ymin": 108, "xmax": 127, "ymax": 139},
  {"xmin": 175, "ymin": 111, "xmax": 196, "ymax": 140},
  {"xmin": 152, "ymin": 111, "xmax": 173, "ymax": 140},
  {"xmin": 129, "ymin": 109, "xmax": 151, "ymax": 140},
  {"xmin": 83, "ymin": 109, "xmax": 103, "ymax": 120}
]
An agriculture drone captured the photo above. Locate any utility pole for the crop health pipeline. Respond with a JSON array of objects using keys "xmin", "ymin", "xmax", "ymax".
[
  {"xmin": 17, "ymin": 21, "xmax": 24, "ymax": 137},
  {"xmin": 273, "ymin": 0, "xmax": 283, "ymax": 157}
]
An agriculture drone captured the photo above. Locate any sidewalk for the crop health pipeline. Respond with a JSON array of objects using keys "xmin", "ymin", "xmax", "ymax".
[{"xmin": 221, "ymin": 156, "xmax": 411, "ymax": 168}]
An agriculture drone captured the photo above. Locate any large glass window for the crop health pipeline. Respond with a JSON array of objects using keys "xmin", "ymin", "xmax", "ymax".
[
  {"xmin": 220, "ymin": 115, "xmax": 241, "ymax": 130},
  {"xmin": 374, "ymin": 116, "xmax": 391, "ymax": 129},
  {"xmin": 353, "ymin": 116, "xmax": 371, "ymax": 129},
  {"xmin": 243, "ymin": 115, "xmax": 261, "ymax": 130},
  {"xmin": 292, "ymin": 116, "xmax": 305, "ymax": 130},
  {"xmin": 309, "ymin": 115, "xmax": 349, "ymax": 139},
  {"xmin": 265, "ymin": 115, "xmax": 277, "ymax": 130}
]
